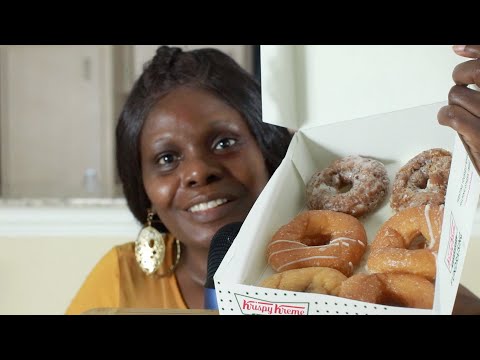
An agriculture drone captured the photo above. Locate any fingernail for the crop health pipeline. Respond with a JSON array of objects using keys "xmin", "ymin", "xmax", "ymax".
[{"xmin": 452, "ymin": 45, "xmax": 466, "ymax": 52}]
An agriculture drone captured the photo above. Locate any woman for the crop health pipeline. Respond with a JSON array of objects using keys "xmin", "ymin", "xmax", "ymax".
[
  {"xmin": 66, "ymin": 46, "xmax": 293, "ymax": 314},
  {"xmin": 67, "ymin": 45, "xmax": 480, "ymax": 315}
]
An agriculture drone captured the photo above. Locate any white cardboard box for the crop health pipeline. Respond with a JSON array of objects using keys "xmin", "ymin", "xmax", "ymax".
[{"xmin": 214, "ymin": 45, "xmax": 480, "ymax": 315}]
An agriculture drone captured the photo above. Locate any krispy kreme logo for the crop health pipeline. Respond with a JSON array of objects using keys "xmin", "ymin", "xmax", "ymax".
[
  {"xmin": 235, "ymin": 294, "xmax": 309, "ymax": 315},
  {"xmin": 444, "ymin": 213, "xmax": 463, "ymax": 284}
]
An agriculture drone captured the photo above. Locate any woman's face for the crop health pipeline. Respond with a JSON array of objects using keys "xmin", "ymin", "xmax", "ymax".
[{"xmin": 140, "ymin": 86, "xmax": 269, "ymax": 250}]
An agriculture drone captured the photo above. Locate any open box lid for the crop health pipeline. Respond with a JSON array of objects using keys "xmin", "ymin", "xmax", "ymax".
[{"xmin": 260, "ymin": 45, "xmax": 463, "ymax": 130}]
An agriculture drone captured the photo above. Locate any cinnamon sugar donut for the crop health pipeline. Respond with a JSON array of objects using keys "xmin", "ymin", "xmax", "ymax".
[
  {"xmin": 391, "ymin": 148, "xmax": 451, "ymax": 212},
  {"xmin": 260, "ymin": 267, "xmax": 347, "ymax": 295},
  {"xmin": 266, "ymin": 210, "xmax": 368, "ymax": 276},
  {"xmin": 367, "ymin": 205, "xmax": 444, "ymax": 281},
  {"xmin": 306, "ymin": 155, "xmax": 389, "ymax": 218},
  {"xmin": 338, "ymin": 273, "xmax": 434, "ymax": 309}
]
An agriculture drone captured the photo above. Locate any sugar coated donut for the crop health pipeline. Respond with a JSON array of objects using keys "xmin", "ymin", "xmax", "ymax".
[
  {"xmin": 266, "ymin": 210, "xmax": 368, "ymax": 276},
  {"xmin": 338, "ymin": 273, "xmax": 434, "ymax": 309},
  {"xmin": 367, "ymin": 205, "xmax": 443, "ymax": 280},
  {"xmin": 306, "ymin": 155, "xmax": 389, "ymax": 218},
  {"xmin": 260, "ymin": 267, "xmax": 347, "ymax": 295},
  {"xmin": 391, "ymin": 148, "xmax": 451, "ymax": 212}
]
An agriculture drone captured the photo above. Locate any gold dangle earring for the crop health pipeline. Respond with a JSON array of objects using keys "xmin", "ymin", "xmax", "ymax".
[
  {"xmin": 135, "ymin": 209, "xmax": 166, "ymax": 276},
  {"xmin": 158, "ymin": 236, "xmax": 181, "ymax": 277}
]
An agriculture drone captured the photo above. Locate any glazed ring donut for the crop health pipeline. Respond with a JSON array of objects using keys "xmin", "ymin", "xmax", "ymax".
[
  {"xmin": 367, "ymin": 205, "xmax": 443, "ymax": 280},
  {"xmin": 260, "ymin": 267, "xmax": 347, "ymax": 296},
  {"xmin": 306, "ymin": 155, "xmax": 389, "ymax": 218},
  {"xmin": 391, "ymin": 148, "xmax": 451, "ymax": 212},
  {"xmin": 266, "ymin": 210, "xmax": 368, "ymax": 276},
  {"xmin": 338, "ymin": 273, "xmax": 434, "ymax": 309}
]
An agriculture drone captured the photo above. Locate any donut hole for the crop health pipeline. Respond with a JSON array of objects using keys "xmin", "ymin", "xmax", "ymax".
[
  {"xmin": 304, "ymin": 233, "xmax": 332, "ymax": 246},
  {"xmin": 410, "ymin": 171, "xmax": 429, "ymax": 190},
  {"xmin": 337, "ymin": 183, "xmax": 353, "ymax": 194},
  {"xmin": 418, "ymin": 180, "xmax": 428, "ymax": 190},
  {"xmin": 409, "ymin": 234, "xmax": 427, "ymax": 250},
  {"xmin": 328, "ymin": 174, "xmax": 353, "ymax": 194}
]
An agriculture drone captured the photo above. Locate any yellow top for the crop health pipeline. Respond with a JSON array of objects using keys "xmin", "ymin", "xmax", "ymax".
[{"xmin": 66, "ymin": 233, "xmax": 187, "ymax": 315}]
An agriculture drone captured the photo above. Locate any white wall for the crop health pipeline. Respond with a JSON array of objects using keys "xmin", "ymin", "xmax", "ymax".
[
  {"xmin": 0, "ymin": 204, "xmax": 140, "ymax": 314},
  {"xmin": 261, "ymin": 45, "xmax": 463, "ymax": 130},
  {"xmin": 0, "ymin": 236, "xmax": 126, "ymax": 314},
  {"xmin": 0, "ymin": 45, "xmax": 115, "ymax": 198}
]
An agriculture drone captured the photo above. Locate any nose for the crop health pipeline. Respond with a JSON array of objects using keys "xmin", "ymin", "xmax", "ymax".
[{"xmin": 179, "ymin": 155, "xmax": 223, "ymax": 188}]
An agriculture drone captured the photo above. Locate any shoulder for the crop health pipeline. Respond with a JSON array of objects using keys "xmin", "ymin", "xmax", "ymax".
[
  {"xmin": 65, "ymin": 243, "xmax": 133, "ymax": 315},
  {"xmin": 90, "ymin": 242, "xmax": 134, "ymax": 272},
  {"xmin": 113, "ymin": 241, "xmax": 135, "ymax": 259}
]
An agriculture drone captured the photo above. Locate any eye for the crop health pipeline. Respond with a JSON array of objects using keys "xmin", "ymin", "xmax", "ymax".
[
  {"xmin": 214, "ymin": 138, "xmax": 237, "ymax": 150},
  {"xmin": 156, "ymin": 153, "xmax": 179, "ymax": 168}
]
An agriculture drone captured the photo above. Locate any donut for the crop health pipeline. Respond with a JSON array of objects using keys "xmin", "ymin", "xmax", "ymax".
[
  {"xmin": 391, "ymin": 148, "xmax": 451, "ymax": 212},
  {"xmin": 367, "ymin": 205, "xmax": 443, "ymax": 280},
  {"xmin": 338, "ymin": 273, "xmax": 434, "ymax": 309},
  {"xmin": 306, "ymin": 155, "xmax": 389, "ymax": 218},
  {"xmin": 260, "ymin": 267, "xmax": 347, "ymax": 295},
  {"xmin": 266, "ymin": 210, "xmax": 368, "ymax": 276}
]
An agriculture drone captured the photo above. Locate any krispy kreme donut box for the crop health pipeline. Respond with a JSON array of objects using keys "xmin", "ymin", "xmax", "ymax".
[{"xmin": 214, "ymin": 46, "xmax": 480, "ymax": 315}]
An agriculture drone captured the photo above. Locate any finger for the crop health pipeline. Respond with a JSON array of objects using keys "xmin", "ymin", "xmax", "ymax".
[
  {"xmin": 438, "ymin": 105, "xmax": 480, "ymax": 175},
  {"xmin": 448, "ymin": 85, "xmax": 480, "ymax": 118},
  {"xmin": 452, "ymin": 59, "xmax": 480, "ymax": 87},
  {"xmin": 437, "ymin": 105, "xmax": 480, "ymax": 143},
  {"xmin": 453, "ymin": 45, "xmax": 480, "ymax": 58}
]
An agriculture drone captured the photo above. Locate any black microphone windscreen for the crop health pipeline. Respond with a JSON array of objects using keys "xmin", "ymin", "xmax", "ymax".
[{"xmin": 205, "ymin": 222, "xmax": 243, "ymax": 289}]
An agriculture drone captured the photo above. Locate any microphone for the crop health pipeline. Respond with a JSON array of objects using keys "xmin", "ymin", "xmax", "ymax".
[{"xmin": 204, "ymin": 222, "xmax": 243, "ymax": 310}]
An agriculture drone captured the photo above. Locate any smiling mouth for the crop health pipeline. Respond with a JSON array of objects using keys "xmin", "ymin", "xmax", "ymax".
[{"xmin": 188, "ymin": 198, "xmax": 229, "ymax": 213}]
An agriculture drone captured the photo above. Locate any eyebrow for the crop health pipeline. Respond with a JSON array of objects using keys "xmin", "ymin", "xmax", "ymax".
[
  {"xmin": 148, "ymin": 118, "xmax": 244, "ymax": 149},
  {"xmin": 150, "ymin": 134, "xmax": 173, "ymax": 149},
  {"xmin": 208, "ymin": 118, "xmax": 243, "ymax": 131}
]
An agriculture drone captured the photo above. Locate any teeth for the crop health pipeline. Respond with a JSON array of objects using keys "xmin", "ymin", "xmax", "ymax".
[{"xmin": 189, "ymin": 198, "xmax": 228, "ymax": 213}]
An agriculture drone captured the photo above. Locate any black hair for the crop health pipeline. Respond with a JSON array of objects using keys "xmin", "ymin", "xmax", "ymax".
[{"xmin": 116, "ymin": 46, "xmax": 293, "ymax": 228}]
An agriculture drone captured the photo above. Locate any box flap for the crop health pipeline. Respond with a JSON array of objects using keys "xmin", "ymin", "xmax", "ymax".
[
  {"xmin": 434, "ymin": 135, "xmax": 480, "ymax": 314},
  {"xmin": 261, "ymin": 45, "xmax": 463, "ymax": 130}
]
